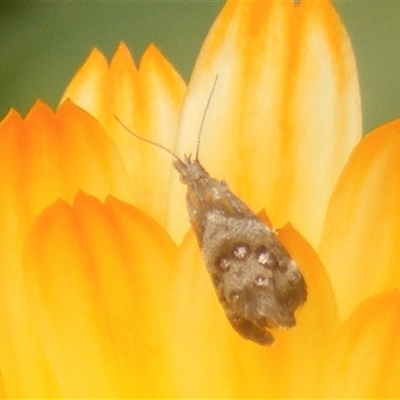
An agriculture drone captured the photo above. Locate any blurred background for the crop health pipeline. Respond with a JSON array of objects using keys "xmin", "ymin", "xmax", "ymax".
[{"xmin": 1, "ymin": 1, "xmax": 399, "ymax": 135}]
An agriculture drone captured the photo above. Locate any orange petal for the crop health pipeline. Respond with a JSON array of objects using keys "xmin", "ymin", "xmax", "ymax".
[
  {"xmin": 319, "ymin": 119, "xmax": 400, "ymax": 320},
  {"xmin": 320, "ymin": 290, "xmax": 400, "ymax": 397},
  {"xmin": 62, "ymin": 43, "xmax": 186, "ymax": 229},
  {"xmin": 167, "ymin": 0, "xmax": 361, "ymax": 245},
  {"xmin": 0, "ymin": 102, "xmax": 132, "ymax": 397},
  {"xmin": 168, "ymin": 225, "xmax": 338, "ymax": 397},
  {"xmin": 60, "ymin": 48, "xmax": 110, "ymax": 118},
  {"xmin": 0, "ymin": 100, "xmax": 131, "ymax": 243},
  {"xmin": 0, "ymin": 103, "xmax": 129, "ymax": 282},
  {"xmin": 19, "ymin": 193, "xmax": 176, "ymax": 397}
]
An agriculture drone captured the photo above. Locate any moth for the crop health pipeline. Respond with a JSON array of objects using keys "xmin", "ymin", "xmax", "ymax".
[{"xmin": 115, "ymin": 78, "xmax": 307, "ymax": 345}]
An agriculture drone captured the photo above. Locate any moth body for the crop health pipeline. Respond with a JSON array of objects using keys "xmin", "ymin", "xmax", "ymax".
[
  {"xmin": 174, "ymin": 156, "xmax": 307, "ymax": 345},
  {"xmin": 114, "ymin": 75, "xmax": 307, "ymax": 346}
]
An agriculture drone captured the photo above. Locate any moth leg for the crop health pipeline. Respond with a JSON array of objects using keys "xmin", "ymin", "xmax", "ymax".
[{"xmin": 229, "ymin": 316, "xmax": 274, "ymax": 345}]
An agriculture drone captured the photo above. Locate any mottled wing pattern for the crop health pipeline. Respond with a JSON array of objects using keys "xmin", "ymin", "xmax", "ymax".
[{"xmin": 174, "ymin": 156, "xmax": 307, "ymax": 345}]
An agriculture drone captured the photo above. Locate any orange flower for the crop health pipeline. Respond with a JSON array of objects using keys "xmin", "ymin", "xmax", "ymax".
[{"xmin": 0, "ymin": 0, "xmax": 399, "ymax": 397}]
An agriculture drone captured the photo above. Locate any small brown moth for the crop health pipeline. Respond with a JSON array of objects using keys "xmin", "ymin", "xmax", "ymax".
[{"xmin": 115, "ymin": 78, "xmax": 307, "ymax": 345}]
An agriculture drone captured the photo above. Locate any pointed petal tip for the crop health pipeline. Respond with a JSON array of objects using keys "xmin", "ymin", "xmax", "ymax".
[
  {"xmin": 24, "ymin": 100, "xmax": 56, "ymax": 123},
  {"xmin": 111, "ymin": 41, "xmax": 137, "ymax": 70},
  {"xmin": 139, "ymin": 42, "xmax": 185, "ymax": 86},
  {"xmin": 60, "ymin": 46, "xmax": 109, "ymax": 107},
  {"xmin": 115, "ymin": 41, "xmax": 130, "ymax": 53},
  {"xmin": 141, "ymin": 42, "xmax": 162, "ymax": 60},
  {"xmin": 87, "ymin": 46, "xmax": 107, "ymax": 62},
  {"xmin": 0, "ymin": 107, "xmax": 22, "ymax": 126}
]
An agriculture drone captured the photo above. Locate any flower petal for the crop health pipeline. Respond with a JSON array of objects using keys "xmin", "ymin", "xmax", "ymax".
[
  {"xmin": 60, "ymin": 47, "xmax": 110, "ymax": 118},
  {"xmin": 167, "ymin": 0, "xmax": 361, "ymax": 245},
  {"xmin": 321, "ymin": 290, "xmax": 400, "ymax": 397},
  {"xmin": 319, "ymin": 119, "xmax": 400, "ymax": 320},
  {"xmin": 168, "ymin": 224, "xmax": 338, "ymax": 397},
  {"xmin": 0, "ymin": 100, "xmax": 132, "ymax": 242},
  {"xmin": 62, "ymin": 43, "xmax": 186, "ymax": 229},
  {"xmin": 20, "ymin": 193, "xmax": 176, "ymax": 397},
  {"xmin": 0, "ymin": 102, "xmax": 133, "ymax": 396},
  {"xmin": 0, "ymin": 373, "xmax": 6, "ymax": 398},
  {"xmin": 0, "ymin": 101, "xmax": 136, "ymax": 395}
]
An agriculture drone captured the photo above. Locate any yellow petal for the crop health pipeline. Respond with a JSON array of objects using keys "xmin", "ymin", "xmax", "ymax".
[
  {"xmin": 0, "ymin": 100, "xmax": 131, "ymax": 241},
  {"xmin": 0, "ymin": 374, "xmax": 6, "ymax": 398},
  {"xmin": 62, "ymin": 43, "xmax": 186, "ymax": 229},
  {"xmin": 168, "ymin": 0, "xmax": 361, "ymax": 245},
  {"xmin": 60, "ymin": 47, "xmax": 110, "ymax": 117},
  {"xmin": 19, "ymin": 192, "xmax": 176, "ymax": 397},
  {"xmin": 0, "ymin": 99, "xmax": 132, "ymax": 250},
  {"xmin": 321, "ymin": 290, "xmax": 400, "ymax": 397},
  {"xmin": 168, "ymin": 224, "xmax": 338, "ymax": 397},
  {"xmin": 0, "ymin": 102, "xmax": 133, "ymax": 397},
  {"xmin": 319, "ymin": 119, "xmax": 400, "ymax": 320}
]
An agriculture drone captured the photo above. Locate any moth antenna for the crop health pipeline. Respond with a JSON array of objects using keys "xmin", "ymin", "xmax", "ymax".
[
  {"xmin": 195, "ymin": 74, "xmax": 219, "ymax": 161},
  {"xmin": 114, "ymin": 115, "xmax": 180, "ymax": 160}
]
